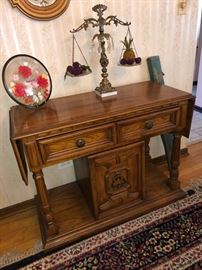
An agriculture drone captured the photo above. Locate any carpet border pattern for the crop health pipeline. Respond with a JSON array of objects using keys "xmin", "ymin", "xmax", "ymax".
[{"xmin": 19, "ymin": 179, "xmax": 202, "ymax": 270}]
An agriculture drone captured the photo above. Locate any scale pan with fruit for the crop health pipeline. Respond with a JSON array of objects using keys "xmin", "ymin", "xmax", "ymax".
[
  {"xmin": 64, "ymin": 34, "xmax": 92, "ymax": 79},
  {"xmin": 118, "ymin": 26, "xmax": 141, "ymax": 67}
]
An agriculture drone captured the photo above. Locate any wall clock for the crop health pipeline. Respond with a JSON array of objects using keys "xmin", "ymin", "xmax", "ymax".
[{"xmin": 9, "ymin": 0, "xmax": 70, "ymax": 20}]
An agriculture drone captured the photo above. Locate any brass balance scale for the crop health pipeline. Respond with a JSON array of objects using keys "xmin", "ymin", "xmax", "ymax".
[{"xmin": 64, "ymin": 4, "xmax": 141, "ymax": 98}]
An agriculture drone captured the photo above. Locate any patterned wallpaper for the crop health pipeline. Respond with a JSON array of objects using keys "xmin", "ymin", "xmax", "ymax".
[{"xmin": 0, "ymin": 0, "xmax": 199, "ymax": 207}]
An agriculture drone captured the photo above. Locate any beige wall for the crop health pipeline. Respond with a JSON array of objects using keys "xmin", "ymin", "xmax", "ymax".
[
  {"xmin": 195, "ymin": 1, "xmax": 202, "ymax": 107},
  {"xmin": 196, "ymin": 45, "xmax": 202, "ymax": 107},
  {"xmin": 0, "ymin": 0, "xmax": 199, "ymax": 208}
]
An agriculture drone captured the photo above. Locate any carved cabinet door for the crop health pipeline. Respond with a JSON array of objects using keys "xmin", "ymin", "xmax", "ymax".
[{"xmin": 88, "ymin": 141, "xmax": 145, "ymax": 219}]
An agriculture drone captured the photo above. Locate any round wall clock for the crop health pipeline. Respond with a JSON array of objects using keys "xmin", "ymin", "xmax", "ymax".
[
  {"xmin": 2, "ymin": 54, "xmax": 52, "ymax": 108},
  {"xmin": 9, "ymin": 0, "xmax": 70, "ymax": 20}
]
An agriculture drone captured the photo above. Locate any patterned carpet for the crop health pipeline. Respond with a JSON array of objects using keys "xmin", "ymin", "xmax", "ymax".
[{"xmin": 2, "ymin": 180, "xmax": 202, "ymax": 270}]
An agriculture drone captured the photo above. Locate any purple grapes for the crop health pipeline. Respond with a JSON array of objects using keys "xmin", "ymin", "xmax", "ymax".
[
  {"xmin": 71, "ymin": 66, "xmax": 82, "ymax": 75},
  {"xmin": 135, "ymin": 57, "xmax": 142, "ymax": 64},
  {"xmin": 127, "ymin": 58, "xmax": 135, "ymax": 65},
  {"xmin": 120, "ymin": 58, "xmax": 136, "ymax": 65},
  {"xmin": 66, "ymin": 65, "xmax": 73, "ymax": 73},
  {"xmin": 65, "ymin": 62, "xmax": 91, "ymax": 77},
  {"xmin": 73, "ymin": 62, "xmax": 80, "ymax": 68},
  {"xmin": 120, "ymin": 58, "xmax": 127, "ymax": 65}
]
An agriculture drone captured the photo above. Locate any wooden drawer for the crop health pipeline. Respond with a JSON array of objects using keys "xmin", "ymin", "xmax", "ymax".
[
  {"xmin": 117, "ymin": 107, "xmax": 180, "ymax": 143},
  {"xmin": 38, "ymin": 124, "xmax": 116, "ymax": 165}
]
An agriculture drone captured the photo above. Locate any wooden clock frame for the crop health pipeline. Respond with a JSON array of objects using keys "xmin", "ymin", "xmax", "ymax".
[{"xmin": 9, "ymin": 0, "xmax": 70, "ymax": 20}]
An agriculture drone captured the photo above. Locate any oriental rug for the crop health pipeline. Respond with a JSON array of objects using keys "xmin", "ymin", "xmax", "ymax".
[{"xmin": 2, "ymin": 179, "xmax": 202, "ymax": 270}]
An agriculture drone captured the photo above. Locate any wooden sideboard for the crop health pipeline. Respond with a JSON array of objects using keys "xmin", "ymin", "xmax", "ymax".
[{"xmin": 9, "ymin": 81, "xmax": 194, "ymax": 249}]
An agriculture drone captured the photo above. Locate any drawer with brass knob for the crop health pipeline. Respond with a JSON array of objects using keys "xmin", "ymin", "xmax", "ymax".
[
  {"xmin": 117, "ymin": 107, "xmax": 180, "ymax": 143},
  {"xmin": 38, "ymin": 123, "xmax": 116, "ymax": 165}
]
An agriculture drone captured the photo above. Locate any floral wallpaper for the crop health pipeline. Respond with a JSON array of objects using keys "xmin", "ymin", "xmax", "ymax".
[{"xmin": 0, "ymin": 0, "xmax": 199, "ymax": 207}]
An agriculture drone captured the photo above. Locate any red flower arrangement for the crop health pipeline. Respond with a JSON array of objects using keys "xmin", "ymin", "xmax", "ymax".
[
  {"xmin": 9, "ymin": 63, "xmax": 50, "ymax": 107},
  {"xmin": 3, "ymin": 55, "xmax": 52, "ymax": 108}
]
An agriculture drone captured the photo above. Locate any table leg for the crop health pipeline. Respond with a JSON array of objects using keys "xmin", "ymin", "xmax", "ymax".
[
  {"xmin": 145, "ymin": 137, "xmax": 152, "ymax": 163},
  {"xmin": 168, "ymin": 134, "xmax": 181, "ymax": 190},
  {"xmin": 33, "ymin": 170, "xmax": 58, "ymax": 237}
]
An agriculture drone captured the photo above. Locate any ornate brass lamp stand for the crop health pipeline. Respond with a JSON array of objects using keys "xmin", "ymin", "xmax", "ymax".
[{"xmin": 70, "ymin": 4, "xmax": 130, "ymax": 98}]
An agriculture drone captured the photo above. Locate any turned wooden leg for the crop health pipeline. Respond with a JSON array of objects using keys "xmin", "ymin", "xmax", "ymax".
[
  {"xmin": 145, "ymin": 137, "xmax": 152, "ymax": 163},
  {"xmin": 167, "ymin": 134, "xmax": 181, "ymax": 190},
  {"xmin": 33, "ymin": 170, "xmax": 59, "ymax": 237}
]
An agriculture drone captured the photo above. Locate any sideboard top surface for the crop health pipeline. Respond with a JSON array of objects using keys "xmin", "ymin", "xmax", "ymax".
[{"xmin": 10, "ymin": 81, "xmax": 193, "ymax": 139}]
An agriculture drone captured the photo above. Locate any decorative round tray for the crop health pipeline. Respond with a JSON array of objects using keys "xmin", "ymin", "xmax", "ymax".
[{"xmin": 2, "ymin": 54, "xmax": 52, "ymax": 108}]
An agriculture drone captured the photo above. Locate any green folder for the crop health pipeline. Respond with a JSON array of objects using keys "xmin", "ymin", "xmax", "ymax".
[
  {"xmin": 147, "ymin": 56, "xmax": 173, "ymax": 172},
  {"xmin": 147, "ymin": 56, "xmax": 165, "ymax": 85}
]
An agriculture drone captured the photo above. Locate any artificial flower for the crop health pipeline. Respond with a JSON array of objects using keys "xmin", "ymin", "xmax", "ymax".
[
  {"xmin": 38, "ymin": 92, "xmax": 44, "ymax": 101},
  {"xmin": 24, "ymin": 96, "xmax": 33, "ymax": 105},
  {"xmin": 33, "ymin": 95, "xmax": 39, "ymax": 103},
  {"xmin": 10, "ymin": 82, "xmax": 15, "ymax": 87},
  {"xmin": 13, "ymin": 74, "xmax": 19, "ymax": 81},
  {"xmin": 18, "ymin": 65, "xmax": 32, "ymax": 79},
  {"xmin": 37, "ymin": 75, "xmax": 48, "ymax": 88},
  {"xmin": 13, "ymin": 83, "xmax": 26, "ymax": 97},
  {"xmin": 24, "ymin": 83, "xmax": 34, "ymax": 96},
  {"xmin": 44, "ymin": 89, "xmax": 49, "ymax": 98}
]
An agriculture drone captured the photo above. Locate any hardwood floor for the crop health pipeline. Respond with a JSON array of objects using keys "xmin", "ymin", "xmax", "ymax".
[
  {"xmin": 0, "ymin": 142, "xmax": 202, "ymax": 265},
  {"xmin": 179, "ymin": 142, "xmax": 202, "ymax": 186},
  {"xmin": 0, "ymin": 206, "xmax": 41, "ymax": 256}
]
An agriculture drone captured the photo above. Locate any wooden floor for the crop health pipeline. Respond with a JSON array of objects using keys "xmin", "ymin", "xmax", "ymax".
[{"xmin": 0, "ymin": 142, "xmax": 202, "ymax": 262}]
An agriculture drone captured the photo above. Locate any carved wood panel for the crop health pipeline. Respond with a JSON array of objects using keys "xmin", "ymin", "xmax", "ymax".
[{"xmin": 89, "ymin": 142, "xmax": 145, "ymax": 219}]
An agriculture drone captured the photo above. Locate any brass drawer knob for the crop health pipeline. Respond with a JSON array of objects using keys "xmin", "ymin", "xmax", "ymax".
[
  {"xmin": 145, "ymin": 120, "xmax": 153, "ymax": 129},
  {"xmin": 76, "ymin": 138, "xmax": 86, "ymax": 148}
]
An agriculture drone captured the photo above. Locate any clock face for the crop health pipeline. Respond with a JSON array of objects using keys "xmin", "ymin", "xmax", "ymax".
[{"xmin": 28, "ymin": 0, "xmax": 57, "ymax": 7}]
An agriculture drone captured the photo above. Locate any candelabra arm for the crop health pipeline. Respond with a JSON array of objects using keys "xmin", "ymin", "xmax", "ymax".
[
  {"xmin": 105, "ymin": 15, "xmax": 131, "ymax": 27},
  {"xmin": 70, "ymin": 18, "xmax": 98, "ymax": 33}
]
